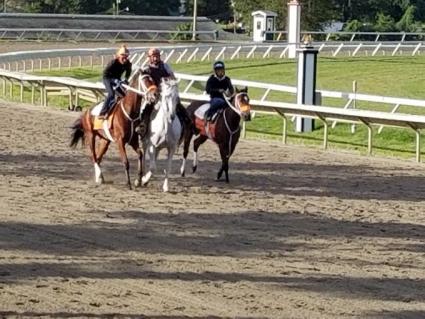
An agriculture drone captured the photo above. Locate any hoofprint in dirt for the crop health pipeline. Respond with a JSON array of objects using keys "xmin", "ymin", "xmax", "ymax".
[{"xmin": 1, "ymin": 100, "xmax": 425, "ymax": 318}]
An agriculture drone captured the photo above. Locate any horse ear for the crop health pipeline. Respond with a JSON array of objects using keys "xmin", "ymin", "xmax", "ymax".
[{"xmin": 235, "ymin": 86, "xmax": 240, "ymax": 93}]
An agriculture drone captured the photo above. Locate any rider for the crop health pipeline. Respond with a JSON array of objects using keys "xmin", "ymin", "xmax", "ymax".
[
  {"xmin": 98, "ymin": 44, "xmax": 132, "ymax": 119},
  {"xmin": 205, "ymin": 60, "xmax": 234, "ymax": 121},
  {"xmin": 137, "ymin": 47, "xmax": 191, "ymax": 136}
]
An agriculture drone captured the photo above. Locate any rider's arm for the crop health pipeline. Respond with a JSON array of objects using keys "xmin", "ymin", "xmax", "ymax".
[
  {"xmin": 124, "ymin": 61, "xmax": 132, "ymax": 81},
  {"xmin": 102, "ymin": 59, "xmax": 115, "ymax": 79},
  {"xmin": 205, "ymin": 76, "xmax": 214, "ymax": 95},
  {"xmin": 227, "ymin": 78, "xmax": 235, "ymax": 95}
]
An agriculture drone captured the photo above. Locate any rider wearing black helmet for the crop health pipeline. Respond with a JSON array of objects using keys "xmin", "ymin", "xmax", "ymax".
[{"xmin": 205, "ymin": 60, "xmax": 234, "ymax": 121}]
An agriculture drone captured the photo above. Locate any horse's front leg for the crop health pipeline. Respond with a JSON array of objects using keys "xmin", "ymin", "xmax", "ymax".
[
  {"xmin": 217, "ymin": 144, "xmax": 230, "ymax": 183},
  {"xmin": 116, "ymin": 139, "xmax": 132, "ymax": 190},
  {"xmin": 142, "ymin": 144, "xmax": 156, "ymax": 186},
  {"xmin": 129, "ymin": 139, "xmax": 143, "ymax": 188},
  {"xmin": 163, "ymin": 145, "xmax": 176, "ymax": 192}
]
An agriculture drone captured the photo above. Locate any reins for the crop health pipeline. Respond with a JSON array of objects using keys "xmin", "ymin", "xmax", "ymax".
[
  {"xmin": 119, "ymin": 74, "xmax": 157, "ymax": 143},
  {"xmin": 221, "ymin": 92, "xmax": 246, "ymax": 157}
]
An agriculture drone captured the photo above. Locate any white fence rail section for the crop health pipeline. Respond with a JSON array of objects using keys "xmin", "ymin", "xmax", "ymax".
[
  {"xmin": 267, "ymin": 31, "xmax": 425, "ymax": 42},
  {"xmin": 2, "ymin": 47, "xmax": 425, "ymax": 161},
  {"xmin": 0, "ymin": 42, "xmax": 424, "ymax": 74},
  {"xmin": 0, "ymin": 28, "xmax": 219, "ymax": 41}
]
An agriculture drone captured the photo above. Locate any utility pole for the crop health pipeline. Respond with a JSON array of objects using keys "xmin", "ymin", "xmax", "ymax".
[
  {"xmin": 232, "ymin": 1, "xmax": 236, "ymax": 34},
  {"xmin": 192, "ymin": 0, "xmax": 197, "ymax": 41},
  {"xmin": 3, "ymin": 0, "xmax": 6, "ymax": 13}
]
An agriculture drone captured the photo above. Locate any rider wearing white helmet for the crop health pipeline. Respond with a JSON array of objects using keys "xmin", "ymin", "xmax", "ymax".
[
  {"xmin": 205, "ymin": 60, "xmax": 234, "ymax": 121},
  {"xmin": 98, "ymin": 44, "xmax": 132, "ymax": 119}
]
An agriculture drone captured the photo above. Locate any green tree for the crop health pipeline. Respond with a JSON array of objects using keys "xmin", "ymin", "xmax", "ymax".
[
  {"xmin": 23, "ymin": 0, "xmax": 81, "ymax": 13},
  {"xmin": 395, "ymin": 5, "xmax": 418, "ymax": 31},
  {"xmin": 374, "ymin": 13, "xmax": 395, "ymax": 31}
]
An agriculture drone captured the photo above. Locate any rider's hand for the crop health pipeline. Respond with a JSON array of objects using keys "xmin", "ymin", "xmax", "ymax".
[
  {"xmin": 218, "ymin": 89, "xmax": 225, "ymax": 93},
  {"xmin": 123, "ymin": 79, "xmax": 129, "ymax": 85}
]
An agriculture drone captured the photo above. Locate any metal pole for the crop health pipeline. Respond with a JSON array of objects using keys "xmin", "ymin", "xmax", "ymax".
[
  {"xmin": 3, "ymin": 0, "xmax": 6, "ymax": 13},
  {"xmin": 192, "ymin": 0, "xmax": 197, "ymax": 41}
]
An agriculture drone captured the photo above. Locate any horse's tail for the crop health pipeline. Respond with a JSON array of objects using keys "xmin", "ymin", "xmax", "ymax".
[{"xmin": 70, "ymin": 117, "xmax": 84, "ymax": 148}]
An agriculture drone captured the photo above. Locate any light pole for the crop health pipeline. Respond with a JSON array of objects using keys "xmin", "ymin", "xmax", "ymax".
[
  {"xmin": 192, "ymin": 0, "xmax": 197, "ymax": 41},
  {"xmin": 116, "ymin": 0, "xmax": 121, "ymax": 15}
]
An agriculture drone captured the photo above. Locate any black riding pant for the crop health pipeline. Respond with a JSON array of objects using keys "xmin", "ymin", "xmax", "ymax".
[{"xmin": 100, "ymin": 78, "xmax": 115, "ymax": 115}]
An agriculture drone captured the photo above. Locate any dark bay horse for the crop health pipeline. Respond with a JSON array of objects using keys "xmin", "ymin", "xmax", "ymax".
[
  {"xmin": 181, "ymin": 88, "xmax": 251, "ymax": 182},
  {"xmin": 70, "ymin": 70, "xmax": 159, "ymax": 189}
]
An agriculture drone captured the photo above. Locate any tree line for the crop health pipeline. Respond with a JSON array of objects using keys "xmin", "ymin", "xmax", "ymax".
[{"xmin": 4, "ymin": 0, "xmax": 425, "ymax": 33}]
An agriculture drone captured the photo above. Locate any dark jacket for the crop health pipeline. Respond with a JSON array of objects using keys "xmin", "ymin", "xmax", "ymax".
[
  {"xmin": 205, "ymin": 75, "xmax": 234, "ymax": 99},
  {"xmin": 103, "ymin": 58, "xmax": 132, "ymax": 80},
  {"xmin": 142, "ymin": 62, "xmax": 173, "ymax": 86}
]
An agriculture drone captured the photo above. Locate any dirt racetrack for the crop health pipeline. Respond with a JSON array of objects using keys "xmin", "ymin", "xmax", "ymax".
[{"xmin": 1, "ymin": 99, "xmax": 425, "ymax": 319}]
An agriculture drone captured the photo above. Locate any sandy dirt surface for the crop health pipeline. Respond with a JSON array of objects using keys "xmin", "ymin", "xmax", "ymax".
[{"xmin": 0, "ymin": 100, "xmax": 425, "ymax": 318}]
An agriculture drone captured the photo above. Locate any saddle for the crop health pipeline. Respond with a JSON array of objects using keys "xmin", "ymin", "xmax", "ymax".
[
  {"xmin": 194, "ymin": 103, "xmax": 223, "ymax": 140},
  {"xmin": 91, "ymin": 99, "xmax": 121, "ymax": 130}
]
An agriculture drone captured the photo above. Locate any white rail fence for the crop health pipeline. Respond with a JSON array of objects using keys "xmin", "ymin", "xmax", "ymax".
[
  {"xmin": 267, "ymin": 31, "xmax": 425, "ymax": 43},
  {"xmin": 2, "ymin": 47, "xmax": 425, "ymax": 161},
  {"xmin": 0, "ymin": 28, "xmax": 219, "ymax": 41},
  {"xmin": 0, "ymin": 42, "xmax": 424, "ymax": 75}
]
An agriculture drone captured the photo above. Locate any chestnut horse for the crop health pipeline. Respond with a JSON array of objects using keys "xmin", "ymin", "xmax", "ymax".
[
  {"xmin": 181, "ymin": 88, "xmax": 251, "ymax": 182},
  {"xmin": 70, "ymin": 70, "xmax": 159, "ymax": 189}
]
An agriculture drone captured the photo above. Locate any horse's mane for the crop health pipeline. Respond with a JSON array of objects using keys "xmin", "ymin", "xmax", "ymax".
[{"xmin": 159, "ymin": 79, "xmax": 179, "ymax": 117}]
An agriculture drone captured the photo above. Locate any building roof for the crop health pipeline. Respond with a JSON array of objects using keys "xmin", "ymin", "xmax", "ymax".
[{"xmin": 251, "ymin": 10, "xmax": 278, "ymax": 17}]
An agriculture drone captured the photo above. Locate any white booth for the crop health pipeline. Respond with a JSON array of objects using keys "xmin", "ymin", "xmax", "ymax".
[{"xmin": 251, "ymin": 10, "xmax": 277, "ymax": 42}]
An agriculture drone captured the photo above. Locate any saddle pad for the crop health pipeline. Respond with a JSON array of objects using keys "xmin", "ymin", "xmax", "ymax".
[
  {"xmin": 90, "ymin": 102, "xmax": 104, "ymax": 116},
  {"xmin": 93, "ymin": 111, "xmax": 115, "ymax": 130},
  {"xmin": 195, "ymin": 118, "xmax": 217, "ymax": 141},
  {"xmin": 194, "ymin": 103, "xmax": 210, "ymax": 119}
]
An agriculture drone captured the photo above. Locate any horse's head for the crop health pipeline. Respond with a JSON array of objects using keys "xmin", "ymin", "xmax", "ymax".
[
  {"xmin": 159, "ymin": 78, "xmax": 180, "ymax": 112},
  {"xmin": 233, "ymin": 86, "xmax": 251, "ymax": 121},
  {"xmin": 138, "ymin": 73, "xmax": 159, "ymax": 104}
]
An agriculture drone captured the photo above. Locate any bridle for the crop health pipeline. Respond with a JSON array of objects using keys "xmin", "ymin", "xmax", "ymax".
[{"xmin": 221, "ymin": 92, "xmax": 251, "ymax": 157}]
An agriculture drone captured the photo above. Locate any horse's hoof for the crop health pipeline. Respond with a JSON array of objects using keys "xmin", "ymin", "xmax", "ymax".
[
  {"xmin": 141, "ymin": 177, "xmax": 149, "ymax": 186},
  {"xmin": 192, "ymin": 165, "xmax": 197, "ymax": 173},
  {"xmin": 181, "ymin": 170, "xmax": 185, "ymax": 177},
  {"xmin": 134, "ymin": 179, "xmax": 141, "ymax": 188}
]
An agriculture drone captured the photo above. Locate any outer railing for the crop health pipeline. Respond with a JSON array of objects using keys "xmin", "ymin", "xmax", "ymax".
[
  {"xmin": 0, "ymin": 28, "xmax": 219, "ymax": 41},
  {"xmin": 267, "ymin": 31, "xmax": 425, "ymax": 42},
  {"xmin": 0, "ymin": 43, "xmax": 423, "ymax": 75}
]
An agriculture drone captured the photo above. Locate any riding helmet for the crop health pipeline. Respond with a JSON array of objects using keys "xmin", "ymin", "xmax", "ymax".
[{"xmin": 213, "ymin": 60, "xmax": 225, "ymax": 70}]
